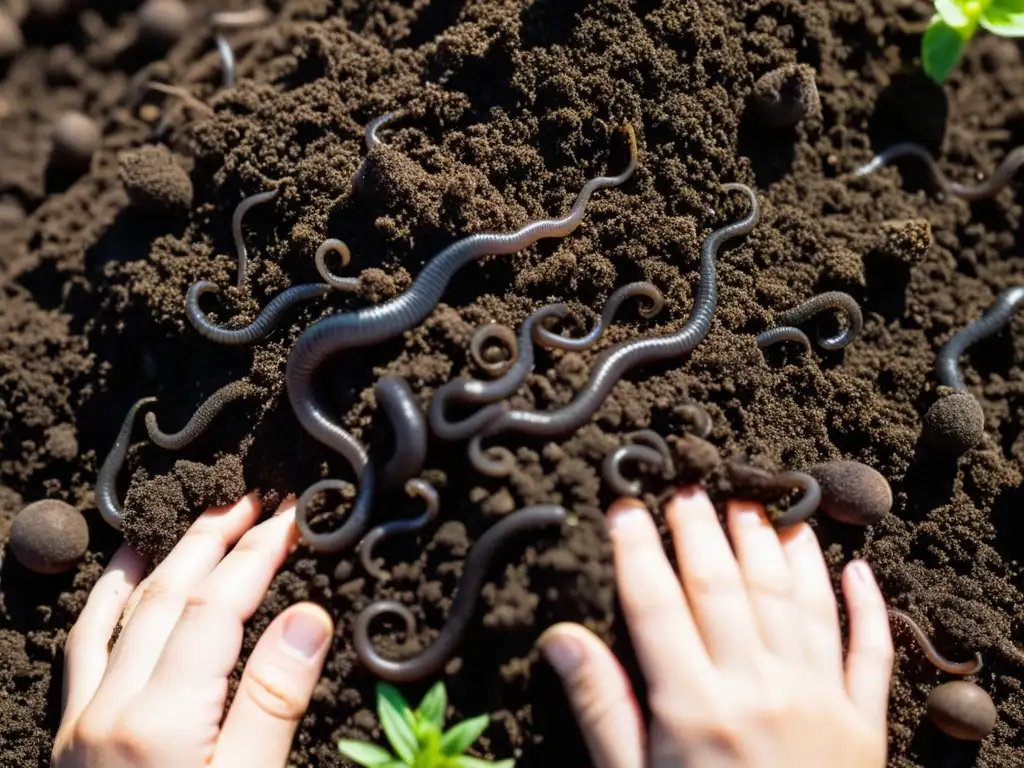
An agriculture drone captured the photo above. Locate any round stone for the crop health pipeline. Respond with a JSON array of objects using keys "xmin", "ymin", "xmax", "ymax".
[
  {"xmin": 137, "ymin": 0, "xmax": 189, "ymax": 47},
  {"xmin": 923, "ymin": 391, "xmax": 985, "ymax": 454},
  {"xmin": 9, "ymin": 499, "xmax": 89, "ymax": 575},
  {"xmin": 807, "ymin": 460, "xmax": 892, "ymax": 525},
  {"xmin": 926, "ymin": 681, "xmax": 997, "ymax": 741},
  {"xmin": 50, "ymin": 111, "xmax": 101, "ymax": 170}
]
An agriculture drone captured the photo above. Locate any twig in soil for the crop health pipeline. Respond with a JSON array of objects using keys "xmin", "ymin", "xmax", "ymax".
[
  {"xmin": 888, "ymin": 608, "xmax": 984, "ymax": 675},
  {"xmin": 186, "ymin": 280, "xmax": 333, "ymax": 345},
  {"xmin": 95, "ymin": 397, "xmax": 158, "ymax": 532},
  {"xmin": 533, "ymin": 280, "xmax": 665, "ymax": 352},
  {"xmin": 602, "ymin": 430, "xmax": 675, "ymax": 497},
  {"xmin": 357, "ymin": 479, "xmax": 439, "ymax": 581},
  {"xmin": 143, "ymin": 379, "xmax": 256, "ymax": 450},
  {"xmin": 936, "ymin": 286, "xmax": 1024, "ymax": 391},
  {"xmin": 288, "ymin": 124, "xmax": 638, "ymax": 554},
  {"xmin": 853, "ymin": 142, "xmax": 1024, "ymax": 201},
  {"xmin": 145, "ymin": 82, "xmax": 215, "ymax": 118},
  {"xmin": 376, "ymin": 376, "xmax": 428, "ymax": 488},
  {"xmin": 469, "ymin": 323, "xmax": 518, "ymax": 377},
  {"xmin": 428, "ymin": 304, "xmax": 569, "ymax": 442},
  {"xmin": 314, "ymin": 238, "xmax": 362, "ymax": 292},
  {"xmin": 352, "ymin": 504, "xmax": 567, "ymax": 682},
  {"xmin": 468, "ymin": 183, "xmax": 758, "ymax": 476},
  {"xmin": 755, "ymin": 291, "xmax": 862, "ymax": 353}
]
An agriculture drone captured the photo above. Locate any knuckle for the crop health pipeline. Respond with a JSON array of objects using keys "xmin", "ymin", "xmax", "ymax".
[
  {"xmin": 746, "ymin": 573, "xmax": 792, "ymax": 603},
  {"xmin": 243, "ymin": 667, "xmax": 309, "ymax": 722},
  {"xmin": 134, "ymin": 577, "xmax": 175, "ymax": 608},
  {"xmin": 686, "ymin": 568, "xmax": 744, "ymax": 599}
]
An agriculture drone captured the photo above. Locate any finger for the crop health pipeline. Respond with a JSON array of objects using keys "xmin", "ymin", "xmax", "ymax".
[
  {"xmin": 143, "ymin": 505, "xmax": 298, "ymax": 700},
  {"xmin": 215, "ymin": 603, "xmax": 333, "ymax": 767},
  {"xmin": 606, "ymin": 497, "xmax": 712, "ymax": 693},
  {"xmin": 88, "ymin": 494, "xmax": 263, "ymax": 716},
  {"xmin": 61, "ymin": 542, "xmax": 148, "ymax": 724},
  {"xmin": 842, "ymin": 559, "xmax": 894, "ymax": 729},
  {"xmin": 726, "ymin": 500, "xmax": 800, "ymax": 661},
  {"xmin": 779, "ymin": 522, "xmax": 843, "ymax": 683},
  {"xmin": 538, "ymin": 623, "xmax": 644, "ymax": 768},
  {"xmin": 665, "ymin": 486, "xmax": 760, "ymax": 668}
]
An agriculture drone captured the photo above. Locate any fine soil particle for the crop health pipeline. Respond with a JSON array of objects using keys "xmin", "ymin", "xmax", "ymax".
[{"xmin": 2, "ymin": 0, "xmax": 1024, "ymax": 766}]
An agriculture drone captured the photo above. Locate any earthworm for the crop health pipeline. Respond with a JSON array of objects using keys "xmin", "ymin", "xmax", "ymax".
[
  {"xmin": 95, "ymin": 397, "xmax": 157, "ymax": 532},
  {"xmin": 295, "ymin": 471, "xmax": 376, "ymax": 554},
  {"xmin": 376, "ymin": 375, "xmax": 428, "ymax": 488},
  {"xmin": 429, "ymin": 304, "xmax": 569, "ymax": 442},
  {"xmin": 357, "ymin": 479, "xmax": 440, "ymax": 581},
  {"xmin": 143, "ymin": 380, "xmax": 255, "ymax": 450},
  {"xmin": 314, "ymin": 239, "xmax": 361, "ymax": 292},
  {"xmin": 729, "ymin": 463, "xmax": 821, "ymax": 529},
  {"xmin": 210, "ymin": 8, "xmax": 271, "ymax": 28},
  {"xmin": 215, "ymin": 32, "xmax": 234, "ymax": 89},
  {"xmin": 186, "ymin": 280, "xmax": 332, "ymax": 345},
  {"xmin": 768, "ymin": 291, "xmax": 862, "ymax": 350},
  {"xmin": 352, "ymin": 113, "xmax": 397, "ymax": 190},
  {"xmin": 854, "ymin": 142, "xmax": 1024, "ymax": 201},
  {"xmin": 755, "ymin": 325, "xmax": 813, "ymax": 352},
  {"xmin": 469, "ymin": 323, "xmax": 518, "ymax": 377},
  {"xmin": 352, "ymin": 504, "xmax": 567, "ymax": 682},
  {"xmin": 533, "ymin": 281, "xmax": 665, "ymax": 352},
  {"xmin": 602, "ymin": 430, "xmax": 674, "ymax": 497},
  {"xmin": 467, "ymin": 183, "xmax": 759, "ymax": 474},
  {"xmin": 937, "ymin": 286, "xmax": 1024, "ymax": 390},
  {"xmin": 286, "ymin": 125, "xmax": 637, "ymax": 544},
  {"xmin": 888, "ymin": 608, "xmax": 984, "ymax": 675},
  {"xmin": 677, "ymin": 403, "xmax": 713, "ymax": 439},
  {"xmin": 233, "ymin": 188, "xmax": 279, "ymax": 288}
]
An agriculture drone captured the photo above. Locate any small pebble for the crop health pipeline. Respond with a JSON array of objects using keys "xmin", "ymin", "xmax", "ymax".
[
  {"xmin": 750, "ymin": 63, "xmax": 821, "ymax": 128},
  {"xmin": 923, "ymin": 391, "xmax": 985, "ymax": 454},
  {"xmin": 926, "ymin": 681, "xmax": 997, "ymax": 741},
  {"xmin": 119, "ymin": 144, "xmax": 193, "ymax": 214},
  {"xmin": 50, "ymin": 111, "xmax": 101, "ymax": 171},
  {"xmin": 137, "ymin": 0, "xmax": 189, "ymax": 47},
  {"xmin": 9, "ymin": 499, "xmax": 89, "ymax": 574},
  {"xmin": 0, "ymin": 10, "xmax": 24, "ymax": 59},
  {"xmin": 806, "ymin": 460, "xmax": 892, "ymax": 525}
]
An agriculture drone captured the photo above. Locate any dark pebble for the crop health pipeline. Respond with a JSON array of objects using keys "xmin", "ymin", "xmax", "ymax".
[
  {"xmin": 927, "ymin": 681, "xmax": 997, "ymax": 741},
  {"xmin": 923, "ymin": 391, "xmax": 985, "ymax": 454},
  {"xmin": 9, "ymin": 499, "xmax": 89, "ymax": 574},
  {"xmin": 806, "ymin": 460, "xmax": 892, "ymax": 525}
]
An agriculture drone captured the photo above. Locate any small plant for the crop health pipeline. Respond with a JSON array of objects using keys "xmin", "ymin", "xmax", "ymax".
[
  {"xmin": 338, "ymin": 681, "xmax": 514, "ymax": 768},
  {"xmin": 922, "ymin": 0, "xmax": 1024, "ymax": 83}
]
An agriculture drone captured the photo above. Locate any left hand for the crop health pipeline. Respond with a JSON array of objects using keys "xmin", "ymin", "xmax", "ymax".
[{"xmin": 52, "ymin": 494, "xmax": 334, "ymax": 767}]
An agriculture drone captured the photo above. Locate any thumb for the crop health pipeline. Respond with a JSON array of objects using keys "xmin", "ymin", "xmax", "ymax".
[
  {"xmin": 214, "ymin": 602, "xmax": 334, "ymax": 767},
  {"xmin": 538, "ymin": 622, "xmax": 645, "ymax": 768}
]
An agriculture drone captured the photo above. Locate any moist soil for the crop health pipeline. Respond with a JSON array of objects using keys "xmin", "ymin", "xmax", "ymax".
[{"xmin": 2, "ymin": 0, "xmax": 1024, "ymax": 765}]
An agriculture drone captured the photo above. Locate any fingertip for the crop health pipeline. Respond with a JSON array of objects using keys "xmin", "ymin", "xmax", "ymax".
[
  {"xmin": 664, "ymin": 484, "xmax": 713, "ymax": 524},
  {"xmin": 277, "ymin": 602, "xmax": 334, "ymax": 664},
  {"xmin": 201, "ymin": 491, "xmax": 261, "ymax": 523}
]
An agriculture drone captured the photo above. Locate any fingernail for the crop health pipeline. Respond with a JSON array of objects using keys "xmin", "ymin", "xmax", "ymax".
[
  {"xmin": 281, "ymin": 608, "xmax": 331, "ymax": 660},
  {"xmin": 736, "ymin": 506, "xmax": 762, "ymax": 526},
  {"xmin": 606, "ymin": 500, "xmax": 648, "ymax": 533},
  {"xmin": 850, "ymin": 560, "xmax": 872, "ymax": 583},
  {"xmin": 673, "ymin": 485, "xmax": 700, "ymax": 501},
  {"xmin": 540, "ymin": 633, "xmax": 584, "ymax": 678}
]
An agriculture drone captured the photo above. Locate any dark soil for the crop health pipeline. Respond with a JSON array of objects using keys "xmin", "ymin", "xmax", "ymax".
[{"xmin": 2, "ymin": 0, "xmax": 1024, "ymax": 765}]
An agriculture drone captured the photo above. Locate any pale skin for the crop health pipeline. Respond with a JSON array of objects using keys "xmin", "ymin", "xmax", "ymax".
[{"xmin": 53, "ymin": 486, "xmax": 894, "ymax": 767}]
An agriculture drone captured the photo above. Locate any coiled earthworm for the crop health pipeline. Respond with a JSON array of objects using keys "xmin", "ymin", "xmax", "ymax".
[
  {"xmin": 143, "ymin": 380, "xmax": 255, "ymax": 450},
  {"xmin": 295, "ymin": 472, "xmax": 375, "ymax": 554},
  {"xmin": 467, "ymin": 183, "xmax": 759, "ymax": 475},
  {"xmin": 352, "ymin": 504, "xmax": 567, "ymax": 682},
  {"xmin": 728, "ymin": 463, "xmax": 821, "ymax": 529},
  {"xmin": 854, "ymin": 142, "xmax": 1024, "ymax": 201},
  {"xmin": 758, "ymin": 291, "xmax": 862, "ymax": 351},
  {"xmin": 286, "ymin": 125, "xmax": 637, "ymax": 550},
  {"xmin": 186, "ymin": 280, "xmax": 333, "ymax": 345},
  {"xmin": 314, "ymin": 239, "xmax": 361, "ymax": 292},
  {"xmin": 469, "ymin": 323, "xmax": 518, "ymax": 377},
  {"xmin": 215, "ymin": 32, "xmax": 234, "ymax": 89},
  {"xmin": 533, "ymin": 281, "xmax": 665, "ymax": 351},
  {"xmin": 233, "ymin": 188, "xmax": 278, "ymax": 288},
  {"xmin": 95, "ymin": 397, "xmax": 157, "ymax": 532},
  {"xmin": 429, "ymin": 304, "xmax": 569, "ymax": 442},
  {"xmin": 357, "ymin": 479, "xmax": 440, "ymax": 581},
  {"xmin": 376, "ymin": 375, "xmax": 428, "ymax": 488},
  {"xmin": 755, "ymin": 325, "xmax": 812, "ymax": 352},
  {"xmin": 888, "ymin": 608, "xmax": 984, "ymax": 675},
  {"xmin": 602, "ymin": 430, "xmax": 674, "ymax": 497},
  {"xmin": 937, "ymin": 286, "xmax": 1024, "ymax": 390},
  {"xmin": 677, "ymin": 403, "xmax": 713, "ymax": 439}
]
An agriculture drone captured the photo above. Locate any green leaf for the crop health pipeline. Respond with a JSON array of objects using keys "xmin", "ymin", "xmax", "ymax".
[
  {"xmin": 443, "ymin": 756, "xmax": 514, "ymax": 768},
  {"xmin": 378, "ymin": 684, "xmax": 418, "ymax": 765},
  {"xmin": 981, "ymin": 0, "xmax": 1024, "ymax": 35},
  {"xmin": 337, "ymin": 740, "xmax": 400, "ymax": 768},
  {"xmin": 922, "ymin": 16, "xmax": 967, "ymax": 81},
  {"xmin": 416, "ymin": 682, "xmax": 448, "ymax": 732},
  {"xmin": 934, "ymin": 0, "xmax": 973, "ymax": 29},
  {"xmin": 441, "ymin": 715, "xmax": 490, "ymax": 757}
]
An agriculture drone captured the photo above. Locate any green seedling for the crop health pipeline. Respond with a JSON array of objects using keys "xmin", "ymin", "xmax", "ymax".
[
  {"xmin": 338, "ymin": 682, "xmax": 514, "ymax": 768},
  {"xmin": 922, "ymin": 0, "xmax": 1024, "ymax": 82}
]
